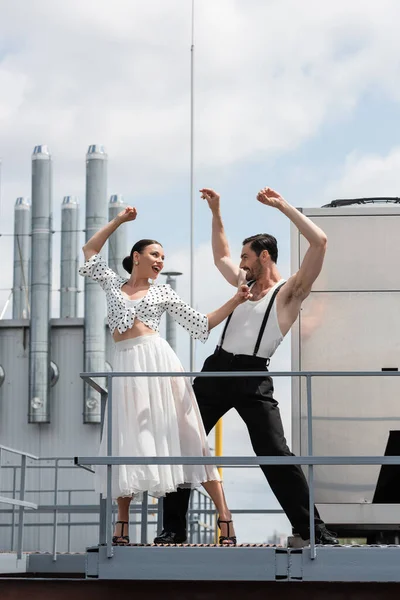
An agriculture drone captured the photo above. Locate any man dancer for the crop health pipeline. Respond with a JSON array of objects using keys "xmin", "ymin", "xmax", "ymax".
[{"xmin": 155, "ymin": 187, "xmax": 338, "ymax": 546}]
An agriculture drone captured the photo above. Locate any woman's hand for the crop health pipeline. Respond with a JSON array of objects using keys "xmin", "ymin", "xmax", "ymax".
[
  {"xmin": 117, "ymin": 206, "xmax": 137, "ymax": 223},
  {"xmin": 207, "ymin": 285, "xmax": 252, "ymax": 330},
  {"xmin": 234, "ymin": 284, "xmax": 252, "ymax": 304}
]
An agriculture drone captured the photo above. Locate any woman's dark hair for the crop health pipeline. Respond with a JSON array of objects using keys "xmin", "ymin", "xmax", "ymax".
[
  {"xmin": 122, "ymin": 239, "xmax": 162, "ymax": 274},
  {"xmin": 242, "ymin": 233, "xmax": 278, "ymax": 263}
]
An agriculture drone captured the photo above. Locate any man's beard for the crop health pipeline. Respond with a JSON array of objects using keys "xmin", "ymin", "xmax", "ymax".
[{"xmin": 245, "ymin": 260, "xmax": 262, "ymax": 281}]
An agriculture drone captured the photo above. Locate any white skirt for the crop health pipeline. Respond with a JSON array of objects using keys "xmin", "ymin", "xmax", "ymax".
[{"xmin": 96, "ymin": 333, "xmax": 220, "ymax": 499}]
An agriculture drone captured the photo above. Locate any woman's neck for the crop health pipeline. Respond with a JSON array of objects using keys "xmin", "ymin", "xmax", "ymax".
[{"xmin": 125, "ymin": 274, "xmax": 150, "ymax": 291}]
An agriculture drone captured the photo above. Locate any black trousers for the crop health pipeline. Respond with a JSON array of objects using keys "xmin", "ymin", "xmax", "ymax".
[{"xmin": 163, "ymin": 347, "xmax": 323, "ymax": 540}]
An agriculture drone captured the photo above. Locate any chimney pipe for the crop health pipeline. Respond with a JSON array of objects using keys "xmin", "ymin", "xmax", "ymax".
[
  {"xmin": 12, "ymin": 197, "xmax": 31, "ymax": 319},
  {"xmin": 29, "ymin": 145, "xmax": 52, "ymax": 423},
  {"xmin": 161, "ymin": 272, "xmax": 183, "ymax": 352},
  {"xmin": 83, "ymin": 145, "xmax": 107, "ymax": 424},
  {"xmin": 108, "ymin": 194, "xmax": 126, "ymax": 277},
  {"xmin": 60, "ymin": 196, "xmax": 79, "ymax": 318}
]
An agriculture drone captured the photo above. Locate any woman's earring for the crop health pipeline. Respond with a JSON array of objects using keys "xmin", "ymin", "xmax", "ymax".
[{"xmin": 134, "ymin": 261, "xmax": 139, "ymax": 266}]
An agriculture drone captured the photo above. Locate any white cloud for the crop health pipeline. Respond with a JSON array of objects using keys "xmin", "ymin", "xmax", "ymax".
[
  {"xmin": 324, "ymin": 147, "xmax": 400, "ymax": 200},
  {"xmin": 1, "ymin": 0, "xmax": 400, "ymax": 197}
]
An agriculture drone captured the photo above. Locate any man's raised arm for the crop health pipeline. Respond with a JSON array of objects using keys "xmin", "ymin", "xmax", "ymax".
[
  {"xmin": 256, "ymin": 187, "xmax": 327, "ymax": 302},
  {"xmin": 200, "ymin": 188, "xmax": 242, "ymax": 287}
]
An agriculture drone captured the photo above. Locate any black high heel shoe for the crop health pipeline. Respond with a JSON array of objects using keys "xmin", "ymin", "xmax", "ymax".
[
  {"xmin": 112, "ymin": 520, "xmax": 130, "ymax": 545},
  {"xmin": 217, "ymin": 518, "xmax": 237, "ymax": 546}
]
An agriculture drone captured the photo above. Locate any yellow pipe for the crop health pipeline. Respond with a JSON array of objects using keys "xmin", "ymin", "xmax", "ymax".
[
  {"xmin": 215, "ymin": 418, "xmax": 223, "ymax": 478},
  {"xmin": 214, "ymin": 418, "xmax": 223, "ymax": 542}
]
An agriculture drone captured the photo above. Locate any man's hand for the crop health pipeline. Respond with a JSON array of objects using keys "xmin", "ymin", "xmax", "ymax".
[
  {"xmin": 200, "ymin": 188, "xmax": 220, "ymax": 212},
  {"xmin": 256, "ymin": 187, "xmax": 286, "ymax": 210},
  {"xmin": 117, "ymin": 206, "xmax": 137, "ymax": 223}
]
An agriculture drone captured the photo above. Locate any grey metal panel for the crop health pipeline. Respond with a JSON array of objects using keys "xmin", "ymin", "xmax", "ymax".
[
  {"xmin": 300, "ymin": 206, "xmax": 400, "ymax": 217},
  {"xmin": 316, "ymin": 504, "xmax": 400, "ymax": 525},
  {"xmin": 0, "ymin": 552, "xmax": 27, "ymax": 574},
  {"xmin": 301, "ymin": 546, "xmax": 400, "ymax": 582},
  {"xmin": 288, "ymin": 550, "xmax": 303, "ymax": 580},
  {"xmin": 298, "ymin": 292, "xmax": 400, "ymax": 503},
  {"xmin": 86, "ymin": 547, "xmax": 99, "ymax": 578},
  {"xmin": 95, "ymin": 545, "xmax": 277, "ymax": 581},
  {"xmin": 27, "ymin": 552, "xmax": 86, "ymax": 574},
  {"xmin": 275, "ymin": 549, "xmax": 289, "ymax": 579},
  {"xmin": 291, "ymin": 206, "xmax": 400, "ymax": 527},
  {"xmin": 0, "ymin": 323, "xmax": 101, "ymax": 552},
  {"xmin": 0, "ymin": 326, "xmax": 40, "ymax": 551},
  {"xmin": 38, "ymin": 325, "xmax": 100, "ymax": 551},
  {"xmin": 298, "ymin": 213, "xmax": 400, "ymax": 292}
]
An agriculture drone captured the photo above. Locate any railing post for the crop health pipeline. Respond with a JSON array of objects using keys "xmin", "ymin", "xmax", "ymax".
[
  {"xmin": 52, "ymin": 458, "xmax": 59, "ymax": 561},
  {"xmin": 197, "ymin": 493, "xmax": 201, "ymax": 544},
  {"xmin": 189, "ymin": 492, "xmax": 195, "ymax": 543},
  {"xmin": 99, "ymin": 494, "xmax": 107, "ymax": 545},
  {"xmin": 141, "ymin": 492, "xmax": 148, "ymax": 544},
  {"xmin": 11, "ymin": 466, "xmax": 17, "ymax": 551},
  {"xmin": 67, "ymin": 490, "xmax": 72, "ymax": 553},
  {"xmin": 106, "ymin": 375, "xmax": 113, "ymax": 558},
  {"xmin": 306, "ymin": 374, "xmax": 316, "ymax": 560},
  {"xmin": 157, "ymin": 497, "xmax": 163, "ymax": 535},
  {"xmin": 17, "ymin": 454, "xmax": 27, "ymax": 560},
  {"xmin": 99, "ymin": 389, "xmax": 108, "ymax": 546}
]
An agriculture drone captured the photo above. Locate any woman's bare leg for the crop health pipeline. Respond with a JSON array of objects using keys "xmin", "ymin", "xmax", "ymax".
[
  {"xmin": 113, "ymin": 496, "xmax": 132, "ymax": 543},
  {"xmin": 201, "ymin": 480, "xmax": 236, "ymax": 544}
]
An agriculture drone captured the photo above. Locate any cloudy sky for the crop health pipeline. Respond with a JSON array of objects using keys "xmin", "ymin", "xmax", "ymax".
[{"xmin": 2, "ymin": 0, "xmax": 400, "ymax": 543}]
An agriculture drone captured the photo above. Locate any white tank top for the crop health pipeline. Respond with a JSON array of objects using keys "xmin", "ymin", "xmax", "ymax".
[
  {"xmin": 220, "ymin": 279, "xmax": 286, "ymax": 359},
  {"xmin": 125, "ymin": 297, "xmax": 143, "ymax": 312}
]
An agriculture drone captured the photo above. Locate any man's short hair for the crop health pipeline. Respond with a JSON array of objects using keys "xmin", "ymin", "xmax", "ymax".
[{"xmin": 242, "ymin": 234, "xmax": 278, "ymax": 263}]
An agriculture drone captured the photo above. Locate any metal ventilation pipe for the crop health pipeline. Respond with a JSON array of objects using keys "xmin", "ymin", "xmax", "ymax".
[
  {"xmin": 29, "ymin": 145, "xmax": 52, "ymax": 424},
  {"xmin": 60, "ymin": 196, "xmax": 79, "ymax": 318},
  {"xmin": 160, "ymin": 272, "xmax": 183, "ymax": 352},
  {"xmin": 108, "ymin": 194, "xmax": 126, "ymax": 277},
  {"xmin": 12, "ymin": 197, "xmax": 31, "ymax": 319},
  {"xmin": 83, "ymin": 145, "xmax": 107, "ymax": 424}
]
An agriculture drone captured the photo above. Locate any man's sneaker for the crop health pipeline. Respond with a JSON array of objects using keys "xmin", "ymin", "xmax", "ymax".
[
  {"xmin": 153, "ymin": 530, "xmax": 187, "ymax": 544},
  {"xmin": 315, "ymin": 524, "xmax": 340, "ymax": 545}
]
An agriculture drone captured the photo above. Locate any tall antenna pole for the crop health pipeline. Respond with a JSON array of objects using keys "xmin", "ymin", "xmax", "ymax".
[
  {"xmin": 0, "ymin": 158, "xmax": 2, "ymax": 229},
  {"xmin": 190, "ymin": 0, "xmax": 195, "ymax": 371}
]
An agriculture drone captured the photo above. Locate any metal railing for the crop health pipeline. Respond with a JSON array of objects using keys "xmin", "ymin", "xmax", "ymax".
[
  {"xmin": 0, "ymin": 445, "xmax": 39, "ymax": 558},
  {"xmin": 0, "ymin": 460, "xmax": 215, "ymax": 558},
  {"xmin": 76, "ymin": 369, "xmax": 400, "ymax": 560}
]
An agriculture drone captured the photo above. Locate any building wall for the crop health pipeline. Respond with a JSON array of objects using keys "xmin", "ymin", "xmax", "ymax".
[
  {"xmin": 0, "ymin": 320, "xmax": 101, "ymax": 551},
  {"xmin": 291, "ymin": 206, "xmax": 400, "ymax": 526}
]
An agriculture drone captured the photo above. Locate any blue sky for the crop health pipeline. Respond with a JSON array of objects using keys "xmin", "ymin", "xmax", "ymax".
[{"xmin": 2, "ymin": 0, "xmax": 400, "ymax": 542}]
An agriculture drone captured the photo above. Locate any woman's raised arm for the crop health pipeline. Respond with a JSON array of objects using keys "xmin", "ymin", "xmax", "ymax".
[{"xmin": 82, "ymin": 206, "xmax": 137, "ymax": 261}]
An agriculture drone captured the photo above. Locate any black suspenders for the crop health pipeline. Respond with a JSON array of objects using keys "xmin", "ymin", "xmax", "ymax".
[{"xmin": 218, "ymin": 281, "xmax": 285, "ymax": 357}]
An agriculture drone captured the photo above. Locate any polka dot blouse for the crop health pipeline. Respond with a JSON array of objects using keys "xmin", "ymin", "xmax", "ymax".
[{"xmin": 79, "ymin": 254, "xmax": 209, "ymax": 342}]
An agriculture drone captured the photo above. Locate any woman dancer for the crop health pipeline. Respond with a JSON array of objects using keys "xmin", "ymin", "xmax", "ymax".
[{"xmin": 79, "ymin": 206, "xmax": 250, "ymax": 546}]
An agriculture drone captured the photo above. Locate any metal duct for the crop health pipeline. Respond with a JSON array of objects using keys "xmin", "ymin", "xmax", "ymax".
[
  {"xmin": 60, "ymin": 196, "xmax": 79, "ymax": 318},
  {"xmin": 83, "ymin": 145, "xmax": 107, "ymax": 424},
  {"xmin": 29, "ymin": 145, "xmax": 52, "ymax": 423},
  {"xmin": 161, "ymin": 272, "xmax": 183, "ymax": 352},
  {"xmin": 108, "ymin": 194, "xmax": 125, "ymax": 276},
  {"xmin": 0, "ymin": 365, "xmax": 4, "ymax": 388},
  {"xmin": 12, "ymin": 197, "xmax": 31, "ymax": 319}
]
